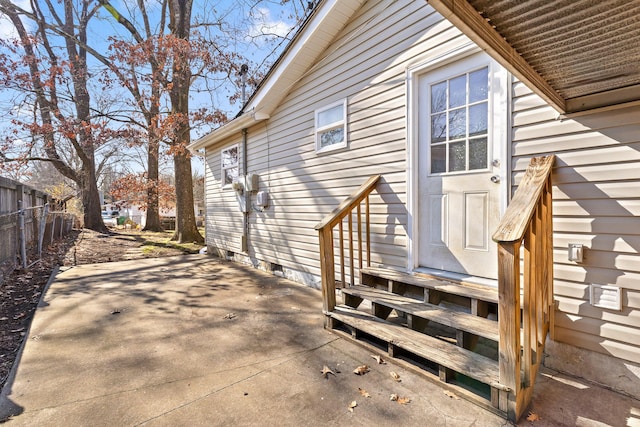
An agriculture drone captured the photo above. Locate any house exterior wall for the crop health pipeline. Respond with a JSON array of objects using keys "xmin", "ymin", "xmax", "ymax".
[
  {"xmin": 205, "ymin": 0, "xmax": 467, "ymax": 282},
  {"xmin": 511, "ymin": 81, "xmax": 640, "ymax": 392},
  {"xmin": 202, "ymin": 0, "xmax": 640, "ymax": 397}
]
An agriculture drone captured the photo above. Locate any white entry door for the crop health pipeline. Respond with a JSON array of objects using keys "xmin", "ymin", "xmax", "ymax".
[{"xmin": 417, "ymin": 53, "xmax": 505, "ymax": 280}]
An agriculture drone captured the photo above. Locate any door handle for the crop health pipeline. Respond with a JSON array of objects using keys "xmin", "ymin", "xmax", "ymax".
[{"xmin": 490, "ymin": 175, "xmax": 500, "ymax": 183}]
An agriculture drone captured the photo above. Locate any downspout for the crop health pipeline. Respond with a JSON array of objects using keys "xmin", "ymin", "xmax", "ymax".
[
  {"xmin": 240, "ymin": 64, "xmax": 250, "ymax": 253},
  {"xmin": 242, "ymin": 127, "xmax": 249, "ymax": 252}
]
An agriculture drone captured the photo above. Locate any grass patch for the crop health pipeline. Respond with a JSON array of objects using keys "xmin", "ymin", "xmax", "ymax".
[{"xmin": 137, "ymin": 230, "xmax": 204, "ymax": 254}]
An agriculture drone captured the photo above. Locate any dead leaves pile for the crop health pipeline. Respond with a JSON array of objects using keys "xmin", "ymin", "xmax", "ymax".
[{"xmin": 320, "ymin": 354, "xmax": 411, "ymax": 413}]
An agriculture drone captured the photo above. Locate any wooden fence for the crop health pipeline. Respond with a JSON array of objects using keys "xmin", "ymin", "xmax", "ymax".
[{"xmin": 0, "ymin": 176, "xmax": 75, "ymax": 285}]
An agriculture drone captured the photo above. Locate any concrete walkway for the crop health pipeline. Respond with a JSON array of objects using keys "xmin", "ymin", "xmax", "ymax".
[{"xmin": 0, "ymin": 255, "xmax": 637, "ymax": 426}]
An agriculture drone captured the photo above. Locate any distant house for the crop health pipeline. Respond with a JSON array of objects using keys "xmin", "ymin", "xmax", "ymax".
[{"xmin": 191, "ymin": 0, "xmax": 640, "ymax": 420}]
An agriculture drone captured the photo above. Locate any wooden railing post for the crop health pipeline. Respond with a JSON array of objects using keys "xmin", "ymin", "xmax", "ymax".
[
  {"xmin": 497, "ymin": 241, "xmax": 521, "ymax": 417},
  {"xmin": 318, "ymin": 226, "xmax": 336, "ymax": 313}
]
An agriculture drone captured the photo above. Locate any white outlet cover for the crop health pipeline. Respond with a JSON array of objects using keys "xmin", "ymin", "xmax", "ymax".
[{"xmin": 590, "ymin": 284, "xmax": 622, "ymax": 311}]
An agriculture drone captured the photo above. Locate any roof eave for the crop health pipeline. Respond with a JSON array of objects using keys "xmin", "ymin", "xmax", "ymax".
[{"xmin": 428, "ymin": 0, "xmax": 567, "ymax": 113}]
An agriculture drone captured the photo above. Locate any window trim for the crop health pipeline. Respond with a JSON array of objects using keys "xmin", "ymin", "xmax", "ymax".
[
  {"xmin": 315, "ymin": 99, "xmax": 348, "ymax": 153},
  {"xmin": 221, "ymin": 144, "xmax": 239, "ymax": 188}
]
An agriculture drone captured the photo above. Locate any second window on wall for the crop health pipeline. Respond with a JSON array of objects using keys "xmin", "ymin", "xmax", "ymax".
[
  {"xmin": 315, "ymin": 99, "xmax": 347, "ymax": 153},
  {"xmin": 221, "ymin": 144, "xmax": 239, "ymax": 186}
]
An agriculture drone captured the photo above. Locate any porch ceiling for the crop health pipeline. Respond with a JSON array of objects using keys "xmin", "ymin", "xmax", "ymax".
[{"xmin": 428, "ymin": 0, "xmax": 640, "ymax": 114}]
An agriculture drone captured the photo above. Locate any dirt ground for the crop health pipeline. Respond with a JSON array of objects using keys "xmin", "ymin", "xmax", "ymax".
[{"xmin": 0, "ymin": 228, "xmax": 203, "ymax": 389}]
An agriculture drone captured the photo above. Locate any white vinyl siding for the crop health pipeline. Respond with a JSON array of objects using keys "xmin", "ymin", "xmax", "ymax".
[
  {"xmin": 511, "ymin": 79, "xmax": 640, "ymax": 364},
  {"xmin": 204, "ymin": 139, "xmax": 244, "ymax": 253},
  {"xmin": 204, "ymin": 0, "xmax": 455, "ymax": 280}
]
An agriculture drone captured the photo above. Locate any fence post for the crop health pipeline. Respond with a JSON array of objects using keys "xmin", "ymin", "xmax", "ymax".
[
  {"xmin": 18, "ymin": 200, "xmax": 27, "ymax": 269},
  {"xmin": 38, "ymin": 203, "xmax": 49, "ymax": 258}
]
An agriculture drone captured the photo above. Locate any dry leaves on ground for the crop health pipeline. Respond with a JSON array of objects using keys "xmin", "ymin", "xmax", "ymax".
[
  {"xmin": 526, "ymin": 412, "xmax": 540, "ymax": 422},
  {"xmin": 390, "ymin": 371, "xmax": 401, "ymax": 382},
  {"xmin": 390, "ymin": 394, "xmax": 411, "ymax": 405},
  {"xmin": 348, "ymin": 401, "xmax": 357, "ymax": 412},
  {"xmin": 371, "ymin": 354, "xmax": 386, "ymax": 364},
  {"xmin": 353, "ymin": 365, "xmax": 370, "ymax": 375},
  {"xmin": 321, "ymin": 365, "xmax": 335, "ymax": 379},
  {"xmin": 358, "ymin": 388, "xmax": 371, "ymax": 398}
]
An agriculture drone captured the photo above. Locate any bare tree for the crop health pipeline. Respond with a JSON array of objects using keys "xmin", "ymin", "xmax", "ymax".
[{"xmin": 0, "ymin": 0, "xmax": 115, "ymax": 231}]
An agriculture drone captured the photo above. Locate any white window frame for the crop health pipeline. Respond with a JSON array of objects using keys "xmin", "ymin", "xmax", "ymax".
[
  {"xmin": 315, "ymin": 99, "xmax": 347, "ymax": 153},
  {"xmin": 221, "ymin": 144, "xmax": 239, "ymax": 188}
]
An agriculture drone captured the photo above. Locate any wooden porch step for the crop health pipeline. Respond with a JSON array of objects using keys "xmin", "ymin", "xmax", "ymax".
[
  {"xmin": 327, "ymin": 305, "xmax": 504, "ymax": 391},
  {"xmin": 341, "ymin": 285, "xmax": 499, "ymax": 342},
  {"xmin": 361, "ymin": 267, "xmax": 499, "ymax": 304}
]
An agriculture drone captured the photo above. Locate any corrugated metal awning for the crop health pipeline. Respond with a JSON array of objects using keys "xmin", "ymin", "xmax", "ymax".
[{"xmin": 428, "ymin": 0, "xmax": 640, "ymax": 114}]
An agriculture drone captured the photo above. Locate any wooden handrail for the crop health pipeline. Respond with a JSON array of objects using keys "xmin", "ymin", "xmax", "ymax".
[
  {"xmin": 315, "ymin": 175, "xmax": 381, "ymax": 231},
  {"xmin": 315, "ymin": 175, "xmax": 381, "ymax": 315},
  {"xmin": 492, "ymin": 156, "xmax": 555, "ymax": 243},
  {"xmin": 493, "ymin": 155, "xmax": 555, "ymax": 421}
]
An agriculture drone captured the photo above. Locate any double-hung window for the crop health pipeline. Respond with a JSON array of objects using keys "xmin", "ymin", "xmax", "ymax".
[
  {"xmin": 315, "ymin": 99, "xmax": 347, "ymax": 153},
  {"xmin": 221, "ymin": 144, "xmax": 239, "ymax": 187}
]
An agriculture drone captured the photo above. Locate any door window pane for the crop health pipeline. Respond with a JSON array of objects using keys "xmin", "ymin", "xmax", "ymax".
[
  {"xmin": 448, "ymin": 108, "xmax": 466, "ymax": 140},
  {"xmin": 469, "ymin": 68, "xmax": 488, "ymax": 103},
  {"xmin": 469, "ymin": 102, "xmax": 488, "ymax": 136},
  {"xmin": 431, "ymin": 113, "xmax": 446, "ymax": 143},
  {"xmin": 449, "ymin": 141, "xmax": 466, "ymax": 172},
  {"xmin": 469, "ymin": 137, "xmax": 488, "ymax": 170},
  {"xmin": 449, "ymin": 75, "xmax": 466, "ymax": 108},
  {"xmin": 431, "ymin": 81, "xmax": 447, "ymax": 113},
  {"xmin": 431, "ymin": 145, "xmax": 446, "ymax": 173}
]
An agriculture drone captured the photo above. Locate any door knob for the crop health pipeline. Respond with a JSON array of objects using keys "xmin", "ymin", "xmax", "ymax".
[{"xmin": 490, "ymin": 175, "xmax": 500, "ymax": 183}]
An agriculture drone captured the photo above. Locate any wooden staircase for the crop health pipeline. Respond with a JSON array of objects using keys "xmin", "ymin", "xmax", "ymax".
[
  {"xmin": 325, "ymin": 267, "xmax": 508, "ymax": 415},
  {"xmin": 315, "ymin": 156, "xmax": 555, "ymax": 422}
]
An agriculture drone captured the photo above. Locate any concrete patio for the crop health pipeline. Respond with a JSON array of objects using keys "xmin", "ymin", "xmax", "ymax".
[{"xmin": 0, "ymin": 255, "xmax": 637, "ymax": 426}]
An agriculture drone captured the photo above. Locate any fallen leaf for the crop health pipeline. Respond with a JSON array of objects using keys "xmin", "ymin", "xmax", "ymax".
[
  {"xmin": 348, "ymin": 400, "xmax": 357, "ymax": 412},
  {"xmin": 358, "ymin": 388, "xmax": 371, "ymax": 398},
  {"xmin": 353, "ymin": 365, "xmax": 370, "ymax": 375},
  {"xmin": 371, "ymin": 354, "xmax": 386, "ymax": 364},
  {"xmin": 223, "ymin": 312, "xmax": 236, "ymax": 320},
  {"xmin": 321, "ymin": 365, "xmax": 335, "ymax": 379},
  {"xmin": 390, "ymin": 371, "xmax": 401, "ymax": 382},
  {"xmin": 397, "ymin": 396, "xmax": 411, "ymax": 405},
  {"xmin": 526, "ymin": 412, "xmax": 540, "ymax": 422},
  {"xmin": 443, "ymin": 390, "xmax": 459, "ymax": 400},
  {"xmin": 390, "ymin": 393, "xmax": 398, "ymax": 401}
]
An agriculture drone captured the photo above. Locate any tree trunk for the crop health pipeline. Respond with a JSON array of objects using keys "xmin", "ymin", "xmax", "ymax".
[
  {"xmin": 143, "ymin": 136, "xmax": 163, "ymax": 231},
  {"xmin": 168, "ymin": 0, "xmax": 203, "ymax": 244},
  {"xmin": 82, "ymin": 165, "xmax": 108, "ymax": 232},
  {"xmin": 173, "ymin": 151, "xmax": 202, "ymax": 242}
]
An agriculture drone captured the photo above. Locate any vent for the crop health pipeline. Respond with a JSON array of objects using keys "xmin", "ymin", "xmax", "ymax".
[
  {"xmin": 590, "ymin": 284, "xmax": 622, "ymax": 311},
  {"xmin": 271, "ymin": 263, "xmax": 284, "ymax": 277}
]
